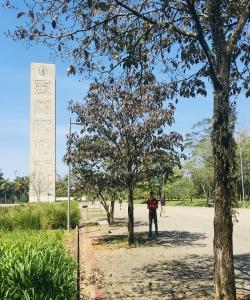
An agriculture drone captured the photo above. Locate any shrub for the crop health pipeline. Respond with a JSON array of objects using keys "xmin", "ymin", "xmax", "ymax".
[
  {"xmin": 12, "ymin": 207, "xmax": 41, "ymax": 230},
  {"xmin": 0, "ymin": 201, "xmax": 80, "ymax": 231},
  {"xmin": 0, "ymin": 230, "xmax": 76, "ymax": 299}
]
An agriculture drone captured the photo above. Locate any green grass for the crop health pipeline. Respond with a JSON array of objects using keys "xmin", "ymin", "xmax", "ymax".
[
  {"xmin": 134, "ymin": 198, "xmax": 208, "ymax": 206},
  {"xmin": 134, "ymin": 198, "xmax": 250, "ymax": 208},
  {"xmin": 0, "ymin": 202, "xmax": 79, "ymax": 298},
  {"xmin": 166, "ymin": 199, "xmax": 250, "ymax": 208},
  {"xmin": 0, "ymin": 230, "xmax": 76, "ymax": 299},
  {"xmin": 238, "ymin": 201, "xmax": 250, "ymax": 209},
  {"xmin": 166, "ymin": 198, "xmax": 209, "ymax": 207},
  {"xmin": 0, "ymin": 201, "xmax": 80, "ymax": 231}
]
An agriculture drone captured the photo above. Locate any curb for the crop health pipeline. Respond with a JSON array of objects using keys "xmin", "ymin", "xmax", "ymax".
[{"xmin": 86, "ymin": 236, "xmax": 107, "ymax": 300}]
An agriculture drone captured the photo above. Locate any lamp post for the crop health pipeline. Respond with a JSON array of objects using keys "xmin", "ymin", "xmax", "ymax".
[
  {"xmin": 67, "ymin": 118, "xmax": 84, "ymax": 231},
  {"xmin": 67, "ymin": 118, "xmax": 72, "ymax": 231}
]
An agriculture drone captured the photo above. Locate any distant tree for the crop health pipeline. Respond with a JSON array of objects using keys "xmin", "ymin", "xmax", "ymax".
[
  {"xmin": 185, "ymin": 119, "xmax": 213, "ymax": 203},
  {"xmin": 14, "ymin": 176, "xmax": 29, "ymax": 202},
  {"xmin": 136, "ymin": 177, "xmax": 164, "ymax": 199},
  {"xmin": 68, "ymin": 76, "xmax": 184, "ymax": 244},
  {"xmin": 189, "ymin": 164, "xmax": 213, "ymax": 203},
  {"xmin": 73, "ymin": 167, "xmax": 124, "ymax": 225},
  {"xmin": 235, "ymin": 130, "xmax": 250, "ymax": 203},
  {"xmin": 11, "ymin": 0, "xmax": 250, "ymax": 297},
  {"xmin": 56, "ymin": 175, "xmax": 68, "ymax": 197},
  {"xmin": 0, "ymin": 170, "xmax": 4, "ymax": 202},
  {"xmin": 0, "ymin": 170, "xmax": 3, "ymax": 181},
  {"xmin": 165, "ymin": 174, "xmax": 195, "ymax": 201},
  {"xmin": 0, "ymin": 179, "xmax": 12, "ymax": 204}
]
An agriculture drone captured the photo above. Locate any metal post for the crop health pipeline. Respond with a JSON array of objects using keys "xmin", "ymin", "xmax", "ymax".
[
  {"xmin": 76, "ymin": 224, "xmax": 80, "ymax": 300},
  {"xmin": 162, "ymin": 173, "xmax": 165, "ymax": 196},
  {"xmin": 67, "ymin": 118, "xmax": 71, "ymax": 231}
]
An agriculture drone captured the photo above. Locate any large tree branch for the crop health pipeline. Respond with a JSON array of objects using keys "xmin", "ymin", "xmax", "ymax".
[
  {"xmin": 227, "ymin": 0, "xmax": 250, "ymax": 54},
  {"xmin": 114, "ymin": 0, "xmax": 157, "ymax": 25},
  {"xmin": 186, "ymin": 0, "xmax": 218, "ymax": 87},
  {"xmin": 167, "ymin": 23, "xmax": 197, "ymax": 37},
  {"xmin": 115, "ymin": 0, "xmax": 196, "ymax": 37}
]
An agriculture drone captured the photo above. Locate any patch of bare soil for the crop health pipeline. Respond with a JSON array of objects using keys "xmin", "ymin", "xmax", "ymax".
[{"xmin": 64, "ymin": 231, "xmax": 77, "ymax": 256}]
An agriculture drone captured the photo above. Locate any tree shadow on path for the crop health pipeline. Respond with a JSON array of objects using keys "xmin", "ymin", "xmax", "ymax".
[
  {"xmin": 105, "ymin": 253, "xmax": 250, "ymax": 299},
  {"xmin": 235, "ymin": 253, "xmax": 250, "ymax": 298},
  {"xmin": 95, "ymin": 230, "xmax": 207, "ymax": 248}
]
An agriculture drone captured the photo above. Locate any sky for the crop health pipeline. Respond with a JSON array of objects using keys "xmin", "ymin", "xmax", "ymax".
[{"xmin": 0, "ymin": 6, "xmax": 249, "ymax": 180}]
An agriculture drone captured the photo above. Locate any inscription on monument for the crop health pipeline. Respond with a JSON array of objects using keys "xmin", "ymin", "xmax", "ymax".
[
  {"xmin": 34, "ymin": 80, "xmax": 51, "ymax": 95},
  {"xmin": 34, "ymin": 99, "xmax": 50, "ymax": 115},
  {"xmin": 34, "ymin": 139, "xmax": 50, "ymax": 156},
  {"xmin": 38, "ymin": 65, "xmax": 48, "ymax": 76},
  {"xmin": 30, "ymin": 63, "xmax": 56, "ymax": 202},
  {"xmin": 33, "ymin": 120, "xmax": 52, "ymax": 136}
]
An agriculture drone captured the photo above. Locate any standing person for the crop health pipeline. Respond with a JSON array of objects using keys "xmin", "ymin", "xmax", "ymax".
[
  {"xmin": 147, "ymin": 191, "xmax": 158, "ymax": 238},
  {"xmin": 160, "ymin": 193, "xmax": 166, "ymax": 217}
]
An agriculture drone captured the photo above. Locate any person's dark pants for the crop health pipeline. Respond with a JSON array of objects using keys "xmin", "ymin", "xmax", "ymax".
[{"xmin": 149, "ymin": 212, "xmax": 158, "ymax": 237}]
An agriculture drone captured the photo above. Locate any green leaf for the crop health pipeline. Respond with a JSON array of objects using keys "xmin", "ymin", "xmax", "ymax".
[
  {"xmin": 51, "ymin": 19, "xmax": 56, "ymax": 29},
  {"xmin": 17, "ymin": 12, "xmax": 25, "ymax": 18},
  {"xmin": 28, "ymin": 10, "xmax": 34, "ymax": 19}
]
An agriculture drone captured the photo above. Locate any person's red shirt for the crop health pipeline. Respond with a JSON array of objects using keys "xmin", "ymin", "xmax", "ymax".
[{"xmin": 147, "ymin": 197, "xmax": 158, "ymax": 214}]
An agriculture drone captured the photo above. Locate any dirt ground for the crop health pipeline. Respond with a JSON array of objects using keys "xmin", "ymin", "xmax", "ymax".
[{"xmin": 86, "ymin": 204, "xmax": 250, "ymax": 300}]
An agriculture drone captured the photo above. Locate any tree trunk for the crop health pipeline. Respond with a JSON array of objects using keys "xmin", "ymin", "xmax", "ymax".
[
  {"xmin": 127, "ymin": 181, "xmax": 134, "ymax": 245},
  {"xmin": 201, "ymin": 184, "xmax": 209, "ymax": 205},
  {"xmin": 100, "ymin": 197, "xmax": 111, "ymax": 225},
  {"xmin": 212, "ymin": 83, "xmax": 237, "ymax": 299},
  {"xmin": 106, "ymin": 211, "xmax": 111, "ymax": 225},
  {"xmin": 110, "ymin": 200, "xmax": 115, "ymax": 224}
]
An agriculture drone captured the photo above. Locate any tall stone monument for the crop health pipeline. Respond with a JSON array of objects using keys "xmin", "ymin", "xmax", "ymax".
[{"xmin": 29, "ymin": 63, "xmax": 56, "ymax": 202}]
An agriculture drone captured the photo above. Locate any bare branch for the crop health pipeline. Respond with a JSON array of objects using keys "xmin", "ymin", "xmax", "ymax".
[
  {"xmin": 167, "ymin": 23, "xmax": 197, "ymax": 37},
  {"xmin": 227, "ymin": 0, "xmax": 250, "ymax": 54},
  {"xmin": 114, "ymin": 0, "xmax": 157, "ymax": 25},
  {"xmin": 115, "ymin": 0, "xmax": 197, "ymax": 38},
  {"xmin": 186, "ymin": 0, "xmax": 218, "ymax": 86}
]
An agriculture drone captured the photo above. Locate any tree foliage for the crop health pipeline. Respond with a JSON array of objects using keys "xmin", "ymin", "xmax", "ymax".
[
  {"xmin": 67, "ymin": 75, "xmax": 184, "ymax": 242},
  {"xmin": 0, "ymin": 173, "xmax": 29, "ymax": 203},
  {"xmin": 185, "ymin": 118, "xmax": 213, "ymax": 202},
  {"xmin": 55, "ymin": 175, "xmax": 68, "ymax": 197},
  {"xmin": 235, "ymin": 130, "xmax": 250, "ymax": 202},
  {"xmin": 9, "ymin": 0, "xmax": 249, "ymax": 100}
]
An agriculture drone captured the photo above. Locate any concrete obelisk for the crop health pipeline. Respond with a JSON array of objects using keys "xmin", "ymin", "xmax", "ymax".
[{"xmin": 29, "ymin": 63, "xmax": 56, "ymax": 202}]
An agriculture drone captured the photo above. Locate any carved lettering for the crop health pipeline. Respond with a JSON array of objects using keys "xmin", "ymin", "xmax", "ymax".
[
  {"xmin": 32, "ymin": 161, "xmax": 52, "ymax": 193},
  {"xmin": 30, "ymin": 63, "xmax": 55, "ymax": 202},
  {"xmin": 34, "ymin": 139, "xmax": 50, "ymax": 156},
  {"xmin": 33, "ymin": 120, "xmax": 52, "ymax": 136},
  {"xmin": 34, "ymin": 80, "xmax": 51, "ymax": 95},
  {"xmin": 38, "ymin": 65, "xmax": 48, "ymax": 76},
  {"xmin": 34, "ymin": 99, "xmax": 49, "ymax": 115}
]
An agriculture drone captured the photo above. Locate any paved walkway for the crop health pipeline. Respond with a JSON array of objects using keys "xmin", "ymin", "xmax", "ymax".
[{"xmin": 87, "ymin": 204, "xmax": 250, "ymax": 299}]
